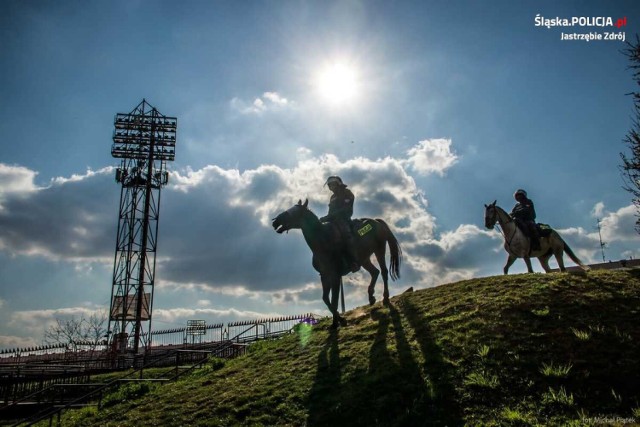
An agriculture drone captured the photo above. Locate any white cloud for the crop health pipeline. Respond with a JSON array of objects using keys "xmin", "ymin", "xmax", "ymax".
[
  {"xmin": 404, "ymin": 138, "xmax": 458, "ymax": 176},
  {"xmin": 230, "ymin": 91, "xmax": 292, "ymax": 115},
  {"xmin": 553, "ymin": 203, "xmax": 640, "ymax": 262},
  {"xmin": 296, "ymin": 147, "xmax": 313, "ymax": 161},
  {"xmin": 597, "ymin": 203, "xmax": 639, "ymax": 243},
  {"xmin": 591, "ymin": 201, "xmax": 605, "ymax": 218},
  {"xmin": 0, "ymin": 164, "xmax": 40, "ymax": 210},
  {"xmin": 0, "ymin": 164, "xmax": 39, "ymax": 192},
  {"xmin": 0, "ymin": 335, "xmax": 38, "ymax": 349},
  {"xmin": 263, "ymin": 92, "xmax": 289, "ymax": 105}
]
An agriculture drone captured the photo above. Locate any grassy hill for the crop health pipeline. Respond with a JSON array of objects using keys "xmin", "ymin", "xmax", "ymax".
[{"xmin": 59, "ymin": 270, "xmax": 640, "ymax": 426}]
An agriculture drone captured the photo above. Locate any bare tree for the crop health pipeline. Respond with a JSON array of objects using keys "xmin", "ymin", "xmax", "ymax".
[
  {"xmin": 84, "ymin": 311, "xmax": 108, "ymax": 348},
  {"xmin": 43, "ymin": 311, "xmax": 108, "ymax": 352},
  {"xmin": 621, "ymin": 35, "xmax": 640, "ymax": 233}
]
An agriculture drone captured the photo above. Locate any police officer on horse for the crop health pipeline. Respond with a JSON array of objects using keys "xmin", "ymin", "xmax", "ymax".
[
  {"xmin": 320, "ymin": 176, "xmax": 360, "ymax": 272},
  {"xmin": 510, "ymin": 189, "xmax": 541, "ymax": 251}
]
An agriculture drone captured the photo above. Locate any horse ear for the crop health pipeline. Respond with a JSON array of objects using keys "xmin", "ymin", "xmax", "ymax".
[
  {"xmin": 303, "ymin": 198, "xmax": 308, "ymax": 208},
  {"xmin": 484, "ymin": 204, "xmax": 488, "ymax": 208},
  {"xmin": 297, "ymin": 199, "xmax": 302, "ymax": 205},
  {"xmin": 492, "ymin": 200, "xmax": 497, "ymax": 206}
]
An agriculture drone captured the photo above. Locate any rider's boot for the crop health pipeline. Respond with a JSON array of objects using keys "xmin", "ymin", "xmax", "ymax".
[
  {"xmin": 529, "ymin": 222, "xmax": 541, "ymax": 252},
  {"xmin": 344, "ymin": 233, "xmax": 360, "ymax": 272}
]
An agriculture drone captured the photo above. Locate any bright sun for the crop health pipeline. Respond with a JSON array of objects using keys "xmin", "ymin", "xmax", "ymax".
[{"xmin": 316, "ymin": 63, "xmax": 359, "ymax": 105}]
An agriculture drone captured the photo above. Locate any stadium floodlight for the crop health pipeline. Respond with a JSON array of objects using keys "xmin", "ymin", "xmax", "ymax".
[{"xmin": 107, "ymin": 99, "xmax": 177, "ymax": 363}]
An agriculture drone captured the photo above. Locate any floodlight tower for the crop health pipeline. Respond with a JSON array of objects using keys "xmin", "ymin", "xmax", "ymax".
[{"xmin": 107, "ymin": 99, "xmax": 176, "ymax": 357}]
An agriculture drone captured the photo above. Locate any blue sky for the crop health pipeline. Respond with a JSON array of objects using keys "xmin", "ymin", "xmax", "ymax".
[{"xmin": 1, "ymin": 0, "xmax": 639, "ymax": 349}]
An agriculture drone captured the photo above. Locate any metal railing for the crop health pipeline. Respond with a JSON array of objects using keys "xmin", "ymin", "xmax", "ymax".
[{"xmin": 1, "ymin": 313, "xmax": 322, "ymax": 426}]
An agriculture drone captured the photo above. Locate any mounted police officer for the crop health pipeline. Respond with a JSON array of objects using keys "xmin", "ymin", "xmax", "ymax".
[
  {"xmin": 319, "ymin": 176, "xmax": 359, "ymax": 272},
  {"xmin": 510, "ymin": 189, "xmax": 540, "ymax": 251}
]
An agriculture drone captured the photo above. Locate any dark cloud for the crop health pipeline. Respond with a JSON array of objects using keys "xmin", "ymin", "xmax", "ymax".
[
  {"xmin": 0, "ymin": 168, "xmax": 116, "ymax": 260},
  {"xmin": 3, "ymin": 154, "xmax": 636, "ymax": 317}
]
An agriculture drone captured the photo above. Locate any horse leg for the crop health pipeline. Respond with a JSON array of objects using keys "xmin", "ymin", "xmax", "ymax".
[
  {"xmin": 523, "ymin": 257, "xmax": 534, "ymax": 273},
  {"xmin": 374, "ymin": 247, "xmax": 390, "ymax": 305},
  {"xmin": 504, "ymin": 255, "xmax": 517, "ymax": 275},
  {"xmin": 554, "ymin": 249, "xmax": 567, "ymax": 272},
  {"xmin": 321, "ymin": 274, "xmax": 339, "ymax": 328},
  {"xmin": 361, "ymin": 258, "xmax": 379, "ymax": 306},
  {"xmin": 331, "ymin": 276, "xmax": 347, "ymax": 327},
  {"xmin": 322, "ymin": 274, "xmax": 345, "ymax": 328},
  {"xmin": 538, "ymin": 252, "xmax": 552, "ymax": 273},
  {"xmin": 321, "ymin": 274, "xmax": 333, "ymax": 316}
]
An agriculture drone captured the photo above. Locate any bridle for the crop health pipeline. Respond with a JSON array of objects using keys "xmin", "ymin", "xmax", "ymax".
[{"xmin": 488, "ymin": 205, "xmax": 517, "ymax": 248}]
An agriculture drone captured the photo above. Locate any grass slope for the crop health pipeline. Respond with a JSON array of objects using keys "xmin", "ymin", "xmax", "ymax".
[{"xmin": 62, "ymin": 270, "xmax": 640, "ymax": 426}]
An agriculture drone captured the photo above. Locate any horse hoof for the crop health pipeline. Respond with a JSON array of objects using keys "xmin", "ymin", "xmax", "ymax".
[
  {"xmin": 369, "ymin": 296, "xmax": 376, "ymax": 306},
  {"xmin": 383, "ymin": 297, "xmax": 390, "ymax": 306},
  {"xmin": 339, "ymin": 317, "xmax": 348, "ymax": 327}
]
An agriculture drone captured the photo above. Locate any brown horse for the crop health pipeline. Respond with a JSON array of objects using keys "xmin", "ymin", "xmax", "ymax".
[{"xmin": 272, "ymin": 199, "xmax": 402, "ymax": 328}]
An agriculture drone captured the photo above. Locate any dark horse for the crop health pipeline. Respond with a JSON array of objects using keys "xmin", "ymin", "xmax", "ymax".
[{"xmin": 272, "ymin": 199, "xmax": 402, "ymax": 328}]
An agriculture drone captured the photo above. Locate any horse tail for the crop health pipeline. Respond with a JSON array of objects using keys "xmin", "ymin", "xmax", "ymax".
[
  {"xmin": 562, "ymin": 239, "xmax": 591, "ymax": 271},
  {"xmin": 376, "ymin": 219, "xmax": 402, "ymax": 281}
]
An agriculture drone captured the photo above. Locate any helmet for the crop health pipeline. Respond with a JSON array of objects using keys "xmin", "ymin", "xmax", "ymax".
[
  {"xmin": 514, "ymin": 189, "xmax": 527, "ymax": 199},
  {"xmin": 325, "ymin": 176, "xmax": 345, "ymax": 187}
]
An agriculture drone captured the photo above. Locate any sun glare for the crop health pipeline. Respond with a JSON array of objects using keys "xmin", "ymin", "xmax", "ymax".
[{"xmin": 317, "ymin": 63, "xmax": 359, "ymax": 105}]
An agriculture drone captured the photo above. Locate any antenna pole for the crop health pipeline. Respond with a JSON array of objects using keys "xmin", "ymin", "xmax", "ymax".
[{"xmin": 597, "ymin": 218, "xmax": 606, "ymax": 263}]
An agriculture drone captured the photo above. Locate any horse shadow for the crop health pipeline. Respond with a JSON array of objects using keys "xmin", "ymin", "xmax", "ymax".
[
  {"xmin": 367, "ymin": 303, "xmax": 429, "ymax": 424},
  {"xmin": 398, "ymin": 296, "xmax": 463, "ymax": 426},
  {"xmin": 306, "ymin": 301, "xmax": 463, "ymax": 426},
  {"xmin": 306, "ymin": 329, "xmax": 342, "ymax": 427}
]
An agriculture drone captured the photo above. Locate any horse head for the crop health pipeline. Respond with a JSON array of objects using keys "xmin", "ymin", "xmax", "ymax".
[
  {"xmin": 484, "ymin": 200, "xmax": 498, "ymax": 229},
  {"xmin": 272, "ymin": 199, "xmax": 309, "ymax": 234}
]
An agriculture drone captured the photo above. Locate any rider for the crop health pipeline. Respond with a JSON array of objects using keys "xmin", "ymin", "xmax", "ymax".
[
  {"xmin": 510, "ymin": 189, "xmax": 540, "ymax": 251},
  {"xmin": 319, "ymin": 176, "xmax": 360, "ymax": 272}
]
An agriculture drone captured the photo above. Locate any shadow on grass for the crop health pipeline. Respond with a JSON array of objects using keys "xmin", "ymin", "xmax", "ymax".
[
  {"xmin": 399, "ymin": 296, "xmax": 464, "ymax": 426},
  {"xmin": 306, "ymin": 328, "xmax": 341, "ymax": 427},
  {"xmin": 372, "ymin": 303, "xmax": 434, "ymax": 425},
  {"xmin": 306, "ymin": 300, "xmax": 464, "ymax": 426}
]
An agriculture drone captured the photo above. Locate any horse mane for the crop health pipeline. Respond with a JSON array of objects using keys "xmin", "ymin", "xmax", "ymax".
[
  {"xmin": 491, "ymin": 203, "xmax": 511, "ymax": 221},
  {"xmin": 305, "ymin": 207, "xmax": 320, "ymax": 221}
]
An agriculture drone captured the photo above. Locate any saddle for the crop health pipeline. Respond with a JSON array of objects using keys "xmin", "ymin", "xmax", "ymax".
[
  {"xmin": 514, "ymin": 220, "xmax": 553, "ymax": 238},
  {"xmin": 351, "ymin": 219, "xmax": 375, "ymax": 237},
  {"xmin": 326, "ymin": 219, "xmax": 374, "ymax": 244},
  {"xmin": 537, "ymin": 223, "xmax": 553, "ymax": 237},
  {"xmin": 326, "ymin": 219, "xmax": 375, "ymax": 275}
]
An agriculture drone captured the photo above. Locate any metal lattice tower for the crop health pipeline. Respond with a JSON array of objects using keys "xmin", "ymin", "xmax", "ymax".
[{"xmin": 107, "ymin": 99, "xmax": 176, "ymax": 356}]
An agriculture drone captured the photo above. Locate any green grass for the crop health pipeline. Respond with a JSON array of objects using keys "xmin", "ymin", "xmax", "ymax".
[
  {"xmin": 570, "ymin": 327, "xmax": 592, "ymax": 341},
  {"xmin": 464, "ymin": 370, "xmax": 500, "ymax": 389},
  {"xmin": 47, "ymin": 270, "xmax": 640, "ymax": 426},
  {"xmin": 540, "ymin": 361, "xmax": 573, "ymax": 378},
  {"xmin": 542, "ymin": 386, "xmax": 575, "ymax": 407}
]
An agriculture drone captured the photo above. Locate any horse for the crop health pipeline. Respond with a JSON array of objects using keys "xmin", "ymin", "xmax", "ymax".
[
  {"xmin": 484, "ymin": 201, "xmax": 590, "ymax": 274},
  {"xmin": 272, "ymin": 199, "xmax": 402, "ymax": 328}
]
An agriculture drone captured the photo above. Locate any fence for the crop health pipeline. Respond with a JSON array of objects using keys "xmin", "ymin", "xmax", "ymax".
[
  {"xmin": 0, "ymin": 313, "xmax": 320, "ymax": 368},
  {"xmin": 0, "ymin": 313, "xmax": 320, "ymax": 414},
  {"xmin": 227, "ymin": 314, "xmax": 317, "ymax": 343},
  {"xmin": 0, "ymin": 364, "xmax": 91, "ymax": 406},
  {"xmin": 144, "ymin": 323, "xmax": 224, "ymax": 347}
]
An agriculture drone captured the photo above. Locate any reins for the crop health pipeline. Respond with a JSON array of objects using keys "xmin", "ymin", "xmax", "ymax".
[{"xmin": 492, "ymin": 207, "xmax": 517, "ymax": 248}]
